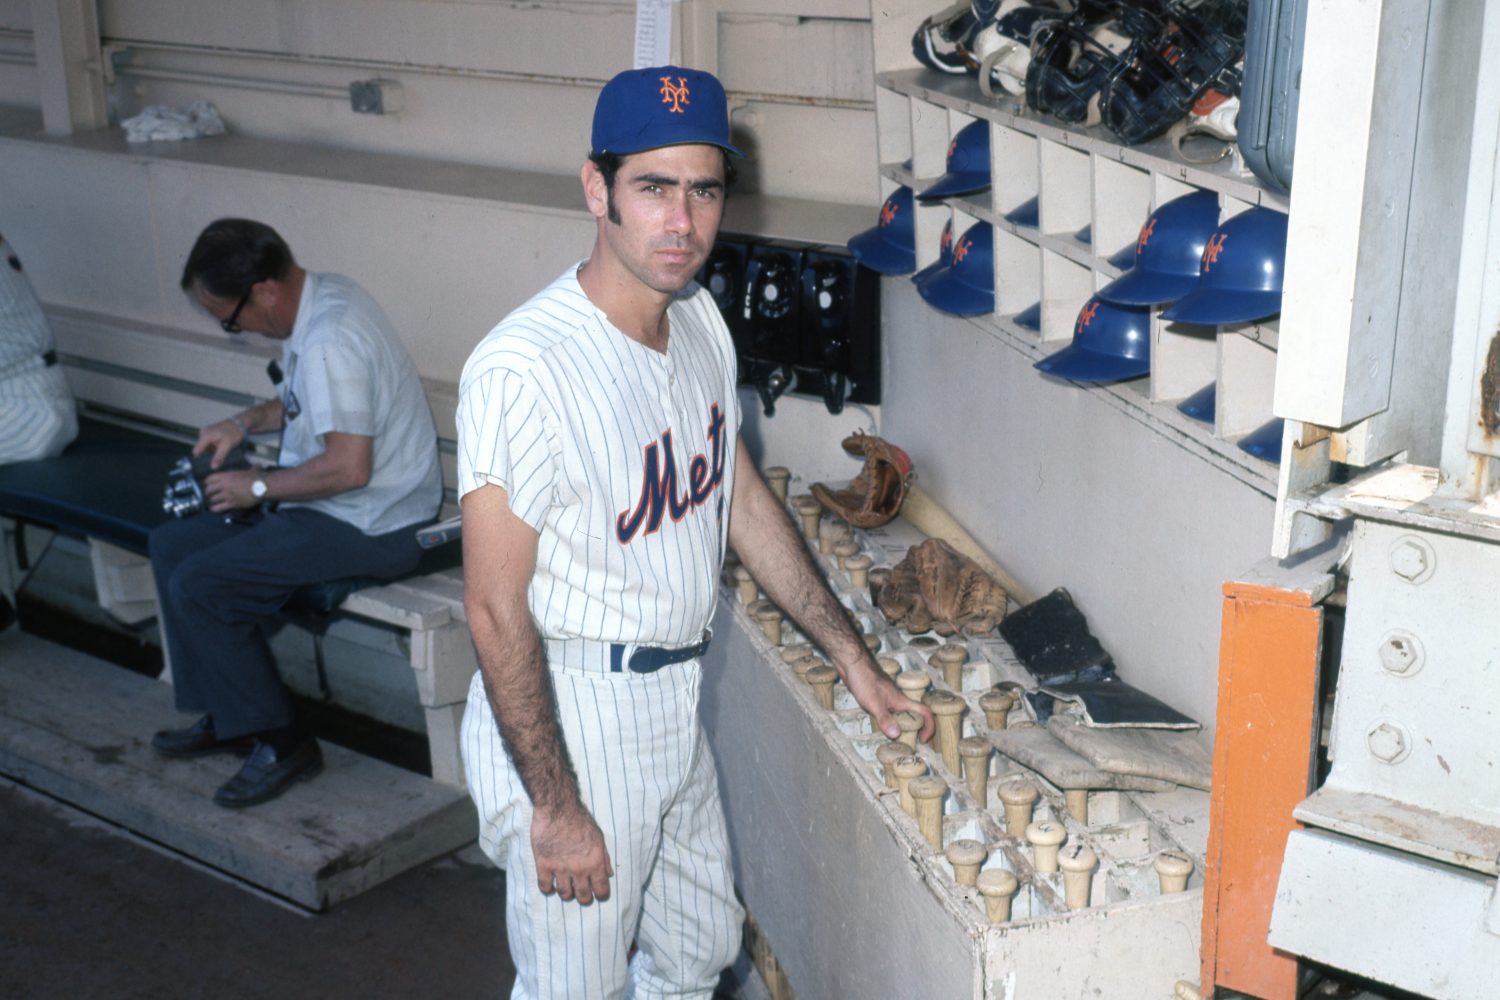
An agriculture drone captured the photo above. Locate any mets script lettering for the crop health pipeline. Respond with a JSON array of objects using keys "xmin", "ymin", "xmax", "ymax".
[{"xmin": 616, "ymin": 403, "xmax": 728, "ymax": 543}]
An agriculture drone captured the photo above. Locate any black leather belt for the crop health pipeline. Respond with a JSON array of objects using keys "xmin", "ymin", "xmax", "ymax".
[{"xmin": 609, "ymin": 630, "xmax": 712, "ymax": 674}]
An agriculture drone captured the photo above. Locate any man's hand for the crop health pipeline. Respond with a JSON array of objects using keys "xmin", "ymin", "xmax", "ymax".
[
  {"xmin": 532, "ymin": 800, "xmax": 613, "ymax": 905},
  {"xmin": 843, "ymin": 656, "xmax": 936, "ymax": 744},
  {"xmin": 193, "ymin": 419, "xmax": 244, "ymax": 470},
  {"xmin": 203, "ymin": 468, "xmax": 260, "ymax": 512}
]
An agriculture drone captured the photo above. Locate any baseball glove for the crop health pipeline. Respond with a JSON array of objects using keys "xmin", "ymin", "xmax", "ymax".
[
  {"xmin": 878, "ymin": 538, "xmax": 1008, "ymax": 637},
  {"xmin": 810, "ymin": 432, "xmax": 914, "ymax": 529}
]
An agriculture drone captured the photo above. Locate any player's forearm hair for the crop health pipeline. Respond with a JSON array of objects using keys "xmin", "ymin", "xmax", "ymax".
[
  {"xmin": 461, "ymin": 484, "xmax": 583, "ymax": 816},
  {"xmin": 727, "ymin": 441, "xmax": 867, "ymax": 674},
  {"xmin": 468, "ymin": 596, "xmax": 582, "ymax": 815}
]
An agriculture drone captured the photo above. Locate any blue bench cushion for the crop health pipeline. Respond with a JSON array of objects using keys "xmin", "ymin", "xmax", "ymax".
[
  {"xmin": 0, "ymin": 417, "xmax": 181, "ymax": 554},
  {"xmin": 0, "ymin": 416, "xmax": 461, "ymax": 617}
]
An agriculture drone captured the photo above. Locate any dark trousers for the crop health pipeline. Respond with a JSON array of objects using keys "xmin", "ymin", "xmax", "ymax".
[{"xmin": 149, "ymin": 507, "xmax": 422, "ymax": 740}]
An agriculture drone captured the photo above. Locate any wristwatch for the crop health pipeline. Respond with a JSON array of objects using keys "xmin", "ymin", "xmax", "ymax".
[{"xmin": 251, "ymin": 478, "xmax": 269, "ymax": 500}]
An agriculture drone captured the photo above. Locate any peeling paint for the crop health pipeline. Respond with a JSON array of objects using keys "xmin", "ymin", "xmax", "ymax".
[{"xmin": 1479, "ymin": 326, "xmax": 1500, "ymax": 436}]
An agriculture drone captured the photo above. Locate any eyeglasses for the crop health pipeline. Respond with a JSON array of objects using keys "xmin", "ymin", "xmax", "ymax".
[{"xmin": 220, "ymin": 287, "xmax": 252, "ymax": 333}]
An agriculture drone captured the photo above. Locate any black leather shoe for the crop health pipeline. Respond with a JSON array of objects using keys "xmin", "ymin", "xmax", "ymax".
[
  {"xmin": 213, "ymin": 739, "xmax": 323, "ymax": 808},
  {"xmin": 152, "ymin": 715, "xmax": 256, "ymax": 758}
]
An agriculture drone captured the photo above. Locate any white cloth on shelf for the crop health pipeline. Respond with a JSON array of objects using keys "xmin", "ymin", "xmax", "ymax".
[{"xmin": 121, "ymin": 100, "xmax": 227, "ymax": 143}]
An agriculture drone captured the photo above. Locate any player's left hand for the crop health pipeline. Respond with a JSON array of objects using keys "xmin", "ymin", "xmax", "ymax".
[
  {"xmin": 843, "ymin": 656, "xmax": 935, "ymax": 744},
  {"xmin": 203, "ymin": 469, "xmax": 259, "ymax": 512}
]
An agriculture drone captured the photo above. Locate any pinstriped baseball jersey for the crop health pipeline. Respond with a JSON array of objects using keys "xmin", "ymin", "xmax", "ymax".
[
  {"xmin": 0, "ymin": 234, "xmax": 77, "ymax": 464},
  {"xmin": 456, "ymin": 263, "xmax": 740, "ymax": 651},
  {"xmin": 457, "ymin": 262, "xmax": 746, "ymax": 999}
]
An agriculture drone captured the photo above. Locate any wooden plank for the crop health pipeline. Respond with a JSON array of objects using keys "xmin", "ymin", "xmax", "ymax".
[
  {"xmin": 339, "ymin": 585, "xmax": 451, "ymax": 631},
  {"xmin": 0, "ymin": 631, "xmax": 475, "ymax": 910},
  {"xmin": 991, "ymin": 722, "xmax": 1176, "ymax": 793},
  {"xmin": 423, "ymin": 702, "xmax": 467, "ymax": 789},
  {"xmin": 409, "ymin": 621, "xmax": 479, "ymax": 708},
  {"xmin": 1048, "ymin": 716, "xmax": 1213, "ymax": 791},
  {"xmin": 1200, "ymin": 588, "xmax": 1322, "ymax": 1000}
]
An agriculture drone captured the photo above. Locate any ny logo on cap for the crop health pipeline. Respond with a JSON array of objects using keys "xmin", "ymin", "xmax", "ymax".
[
  {"xmin": 1137, "ymin": 217, "xmax": 1157, "ymax": 252},
  {"xmin": 1076, "ymin": 300, "xmax": 1099, "ymax": 334},
  {"xmin": 1202, "ymin": 232, "xmax": 1227, "ymax": 270},
  {"xmin": 880, "ymin": 200, "xmax": 899, "ymax": 227},
  {"xmin": 659, "ymin": 76, "xmax": 691, "ymax": 113},
  {"xmin": 952, "ymin": 236, "xmax": 972, "ymax": 265}
]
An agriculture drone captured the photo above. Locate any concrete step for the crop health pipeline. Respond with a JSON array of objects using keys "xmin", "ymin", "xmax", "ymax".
[{"xmin": 0, "ymin": 628, "xmax": 476, "ymax": 911}]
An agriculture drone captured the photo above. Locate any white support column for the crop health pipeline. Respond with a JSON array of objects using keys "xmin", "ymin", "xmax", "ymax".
[
  {"xmin": 1442, "ymin": 3, "xmax": 1500, "ymax": 498},
  {"xmin": 29, "ymin": 0, "xmax": 108, "ymax": 135},
  {"xmin": 674, "ymin": 0, "xmax": 719, "ymax": 73},
  {"xmin": 1273, "ymin": 0, "xmax": 1431, "ymax": 430}
]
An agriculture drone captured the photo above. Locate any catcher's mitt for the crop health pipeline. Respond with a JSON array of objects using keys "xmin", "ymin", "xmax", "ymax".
[
  {"xmin": 878, "ymin": 538, "xmax": 1007, "ymax": 637},
  {"xmin": 810, "ymin": 432, "xmax": 914, "ymax": 529}
]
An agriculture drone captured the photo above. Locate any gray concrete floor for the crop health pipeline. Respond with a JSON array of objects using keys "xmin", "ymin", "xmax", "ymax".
[{"xmin": 0, "ymin": 778, "xmax": 514, "ymax": 999}]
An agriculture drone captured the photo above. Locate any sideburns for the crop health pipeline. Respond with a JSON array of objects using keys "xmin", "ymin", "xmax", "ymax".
[{"xmin": 605, "ymin": 181, "xmax": 621, "ymax": 226}]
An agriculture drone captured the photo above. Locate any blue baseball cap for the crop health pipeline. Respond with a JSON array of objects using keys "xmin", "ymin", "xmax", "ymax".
[
  {"xmin": 1035, "ymin": 297, "xmax": 1151, "ymax": 382},
  {"xmin": 918, "ymin": 221, "xmax": 994, "ymax": 316},
  {"xmin": 1004, "ymin": 195, "xmax": 1040, "ymax": 228},
  {"xmin": 911, "ymin": 215, "xmax": 955, "ymax": 288},
  {"xmin": 848, "ymin": 187, "xmax": 917, "ymax": 275},
  {"xmin": 1238, "ymin": 418, "xmax": 1286, "ymax": 463},
  {"xmin": 1098, "ymin": 191, "xmax": 1221, "ymax": 306},
  {"xmin": 918, "ymin": 120, "xmax": 991, "ymax": 201},
  {"xmin": 1177, "ymin": 382, "xmax": 1216, "ymax": 423},
  {"xmin": 1160, "ymin": 207, "xmax": 1289, "ymax": 324},
  {"xmin": 1014, "ymin": 301, "xmax": 1041, "ymax": 331},
  {"xmin": 592, "ymin": 65, "xmax": 744, "ymax": 157}
]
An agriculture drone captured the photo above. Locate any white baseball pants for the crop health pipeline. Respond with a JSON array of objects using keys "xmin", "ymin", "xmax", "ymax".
[{"xmin": 462, "ymin": 658, "xmax": 743, "ymax": 999}]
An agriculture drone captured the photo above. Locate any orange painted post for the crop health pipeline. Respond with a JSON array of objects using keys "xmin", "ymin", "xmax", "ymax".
[{"xmin": 1201, "ymin": 575, "xmax": 1325, "ymax": 1000}]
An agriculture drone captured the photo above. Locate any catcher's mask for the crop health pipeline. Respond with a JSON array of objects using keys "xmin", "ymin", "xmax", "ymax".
[
  {"xmin": 911, "ymin": 214, "xmax": 955, "ymax": 290},
  {"xmin": 1238, "ymin": 417, "xmax": 1285, "ymax": 464},
  {"xmin": 1034, "ymin": 296, "xmax": 1151, "ymax": 382},
  {"xmin": 912, "ymin": 1, "xmax": 983, "ymax": 74},
  {"xmin": 918, "ymin": 220, "xmax": 995, "ymax": 317},
  {"xmin": 1177, "ymin": 381, "xmax": 1216, "ymax": 424},
  {"xmin": 1025, "ymin": 0, "xmax": 1162, "ymax": 125},
  {"xmin": 847, "ymin": 186, "xmax": 918, "ymax": 275},
  {"xmin": 917, "ymin": 118, "xmax": 992, "ymax": 201},
  {"xmin": 1159, "ymin": 206, "xmax": 1287, "ymax": 325},
  {"xmin": 1097, "ymin": 0, "xmax": 1248, "ymax": 146},
  {"xmin": 971, "ymin": 0, "xmax": 1067, "ymax": 98},
  {"xmin": 1096, "ymin": 190, "xmax": 1221, "ymax": 306}
]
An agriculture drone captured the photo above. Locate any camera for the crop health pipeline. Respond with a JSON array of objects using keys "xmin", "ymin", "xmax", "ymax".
[{"xmin": 162, "ymin": 444, "xmax": 252, "ymax": 518}]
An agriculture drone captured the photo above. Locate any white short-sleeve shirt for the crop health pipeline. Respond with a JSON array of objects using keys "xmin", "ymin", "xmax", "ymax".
[
  {"xmin": 278, "ymin": 272, "xmax": 442, "ymax": 535},
  {"xmin": 457, "ymin": 265, "xmax": 740, "ymax": 648}
]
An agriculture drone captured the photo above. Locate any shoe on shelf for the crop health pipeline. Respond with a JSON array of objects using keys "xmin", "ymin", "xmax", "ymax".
[
  {"xmin": 151, "ymin": 715, "xmax": 256, "ymax": 758},
  {"xmin": 213, "ymin": 739, "xmax": 324, "ymax": 809}
]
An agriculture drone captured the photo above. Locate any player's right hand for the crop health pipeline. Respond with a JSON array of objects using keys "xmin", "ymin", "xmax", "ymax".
[
  {"xmin": 192, "ymin": 419, "xmax": 243, "ymax": 469},
  {"xmin": 531, "ymin": 800, "xmax": 613, "ymax": 906}
]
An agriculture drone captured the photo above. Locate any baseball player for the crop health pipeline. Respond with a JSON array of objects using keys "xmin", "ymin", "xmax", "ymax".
[
  {"xmin": 456, "ymin": 65, "xmax": 933, "ymax": 999},
  {"xmin": 0, "ymin": 230, "xmax": 77, "ymax": 465}
]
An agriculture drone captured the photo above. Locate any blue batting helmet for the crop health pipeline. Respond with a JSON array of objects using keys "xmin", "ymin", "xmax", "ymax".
[{"xmin": 1035, "ymin": 295, "xmax": 1151, "ymax": 382}]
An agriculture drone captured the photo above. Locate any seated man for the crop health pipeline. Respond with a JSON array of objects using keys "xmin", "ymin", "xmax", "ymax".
[
  {"xmin": 151, "ymin": 218, "xmax": 442, "ymax": 808},
  {"xmin": 0, "ymin": 229, "xmax": 78, "ymax": 465}
]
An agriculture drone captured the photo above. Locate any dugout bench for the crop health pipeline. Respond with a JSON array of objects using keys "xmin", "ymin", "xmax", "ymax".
[{"xmin": 0, "ymin": 306, "xmax": 477, "ymax": 787}]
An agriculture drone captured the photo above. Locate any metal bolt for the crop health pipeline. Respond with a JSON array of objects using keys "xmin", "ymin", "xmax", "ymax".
[
  {"xmin": 1377, "ymin": 631, "xmax": 1424, "ymax": 676},
  {"xmin": 1389, "ymin": 537, "xmax": 1435, "ymax": 583},
  {"xmin": 1366, "ymin": 721, "xmax": 1410, "ymax": 764}
]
